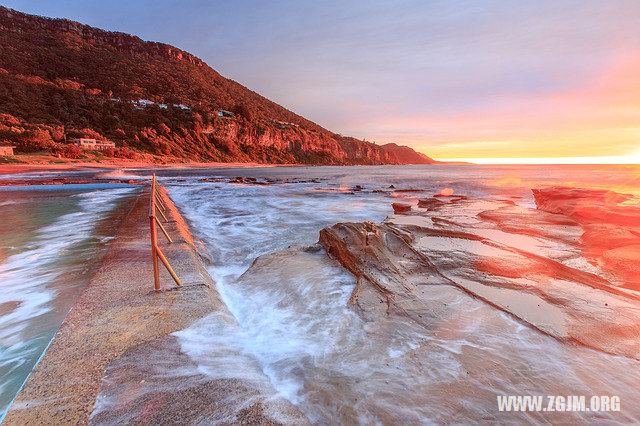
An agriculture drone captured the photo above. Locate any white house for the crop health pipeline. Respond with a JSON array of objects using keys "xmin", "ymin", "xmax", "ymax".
[
  {"xmin": 73, "ymin": 138, "xmax": 116, "ymax": 151},
  {"xmin": 0, "ymin": 145, "xmax": 15, "ymax": 156}
]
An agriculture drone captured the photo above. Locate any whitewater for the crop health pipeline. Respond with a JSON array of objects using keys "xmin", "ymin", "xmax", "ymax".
[
  {"xmin": 157, "ymin": 164, "xmax": 640, "ymax": 423},
  {"xmin": 0, "ymin": 183, "xmax": 140, "ymax": 419}
]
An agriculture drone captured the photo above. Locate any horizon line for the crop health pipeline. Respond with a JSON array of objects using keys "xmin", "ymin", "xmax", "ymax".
[{"xmin": 434, "ymin": 155, "xmax": 640, "ymax": 165}]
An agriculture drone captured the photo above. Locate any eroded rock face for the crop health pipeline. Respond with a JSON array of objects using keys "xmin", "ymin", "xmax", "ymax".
[
  {"xmin": 533, "ymin": 186, "xmax": 640, "ymax": 226},
  {"xmin": 319, "ymin": 191, "xmax": 640, "ymax": 360}
]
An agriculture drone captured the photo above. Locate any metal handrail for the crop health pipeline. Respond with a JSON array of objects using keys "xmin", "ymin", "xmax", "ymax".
[{"xmin": 149, "ymin": 174, "xmax": 183, "ymax": 290}]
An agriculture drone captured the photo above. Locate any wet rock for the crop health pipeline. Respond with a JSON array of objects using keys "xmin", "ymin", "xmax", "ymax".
[
  {"xmin": 392, "ymin": 203, "xmax": 412, "ymax": 214},
  {"xmin": 228, "ymin": 176, "xmax": 270, "ymax": 185},
  {"xmin": 533, "ymin": 186, "xmax": 640, "ymax": 226},
  {"xmin": 319, "ymin": 189, "xmax": 640, "ymax": 360},
  {"xmin": 533, "ymin": 186, "xmax": 640, "ymax": 289},
  {"xmin": 417, "ymin": 197, "xmax": 445, "ymax": 209},
  {"xmin": 477, "ymin": 205, "xmax": 581, "ymax": 244},
  {"xmin": 394, "ymin": 188, "xmax": 422, "ymax": 193}
]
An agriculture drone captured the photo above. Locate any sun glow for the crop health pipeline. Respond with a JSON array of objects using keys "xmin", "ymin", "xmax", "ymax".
[{"xmin": 438, "ymin": 153, "xmax": 640, "ymax": 165}]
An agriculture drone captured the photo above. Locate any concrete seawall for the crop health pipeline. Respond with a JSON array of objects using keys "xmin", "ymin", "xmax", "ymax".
[{"xmin": 3, "ymin": 185, "xmax": 306, "ymax": 424}]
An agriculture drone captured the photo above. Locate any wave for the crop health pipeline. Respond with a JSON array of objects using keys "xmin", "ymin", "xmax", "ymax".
[{"xmin": 0, "ymin": 186, "xmax": 138, "ymax": 417}]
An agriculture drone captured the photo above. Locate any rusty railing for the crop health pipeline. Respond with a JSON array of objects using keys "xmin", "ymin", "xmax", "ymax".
[{"xmin": 149, "ymin": 174, "xmax": 183, "ymax": 290}]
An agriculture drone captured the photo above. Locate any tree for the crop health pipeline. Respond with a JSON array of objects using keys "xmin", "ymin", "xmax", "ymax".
[{"xmin": 232, "ymin": 104, "xmax": 253, "ymax": 122}]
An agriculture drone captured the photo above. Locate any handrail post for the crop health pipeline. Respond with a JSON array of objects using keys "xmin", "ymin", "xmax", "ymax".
[
  {"xmin": 155, "ymin": 216, "xmax": 173, "ymax": 243},
  {"xmin": 156, "ymin": 247, "xmax": 183, "ymax": 286},
  {"xmin": 149, "ymin": 173, "xmax": 182, "ymax": 290},
  {"xmin": 150, "ymin": 174, "xmax": 160, "ymax": 290}
]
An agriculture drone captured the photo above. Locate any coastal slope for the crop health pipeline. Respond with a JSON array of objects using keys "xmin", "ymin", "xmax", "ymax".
[{"xmin": 0, "ymin": 6, "xmax": 436, "ymax": 165}]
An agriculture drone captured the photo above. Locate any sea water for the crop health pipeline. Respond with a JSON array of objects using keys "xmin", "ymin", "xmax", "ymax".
[
  {"xmin": 0, "ymin": 184, "xmax": 139, "ymax": 419},
  {"xmin": 160, "ymin": 164, "xmax": 640, "ymax": 423}
]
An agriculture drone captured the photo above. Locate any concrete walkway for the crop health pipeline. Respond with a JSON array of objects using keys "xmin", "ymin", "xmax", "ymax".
[{"xmin": 3, "ymin": 186, "xmax": 223, "ymax": 424}]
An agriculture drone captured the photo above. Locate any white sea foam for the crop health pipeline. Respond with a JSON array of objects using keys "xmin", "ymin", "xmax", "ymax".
[
  {"xmin": 163, "ymin": 167, "xmax": 640, "ymax": 423},
  {"xmin": 95, "ymin": 169, "xmax": 150, "ymax": 181},
  {"xmin": 0, "ymin": 186, "xmax": 138, "ymax": 418}
]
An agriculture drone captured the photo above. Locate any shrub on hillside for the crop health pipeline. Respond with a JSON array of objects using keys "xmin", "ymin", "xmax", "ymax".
[
  {"xmin": 51, "ymin": 143, "xmax": 83, "ymax": 158},
  {"xmin": 232, "ymin": 104, "xmax": 253, "ymax": 122},
  {"xmin": 113, "ymin": 147, "xmax": 140, "ymax": 159},
  {"xmin": 14, "ymin": 129, "xmax": 55, "ymax": 152},
  {"xmin": 0, "ymin": 113, "xmax": 20, "ymax": 126},
  {"xmin": 65, "ymin": 128, "xmax": 103, "ymax": 140}
]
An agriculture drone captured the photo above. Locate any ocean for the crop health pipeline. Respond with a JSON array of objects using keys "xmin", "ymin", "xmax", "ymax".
[
  {"xmin": 156, "ymin": 164, "xmax": 640, "ymax": 423},
  {"xmin": 1, "ymin": 164, "xmax": 639, "ymax": 422},
  {"xmin": 0, "ymin": 183, "xmax": 140, "ymax": 419}
]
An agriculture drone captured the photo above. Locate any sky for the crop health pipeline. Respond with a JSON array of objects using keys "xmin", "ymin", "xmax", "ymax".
[{"xmin": 3, "ymin": 0, "xmax": 640, "ymax": 163}]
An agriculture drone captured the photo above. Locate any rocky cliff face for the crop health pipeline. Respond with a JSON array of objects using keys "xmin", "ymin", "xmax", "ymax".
[
  {"xmin": 0, "ymin": 7, "xmax": 205, "ymax": 67},
  {"xmin": 0, "ymin": 6, "xmax": 436, "ymax": 165},
  {"xmin": 380, "ymin": 143, "xmax": 438, "ymax": 164},
  {"xmin": 200, "ymin": 121, "xmax": 407, "ymax": 164}
]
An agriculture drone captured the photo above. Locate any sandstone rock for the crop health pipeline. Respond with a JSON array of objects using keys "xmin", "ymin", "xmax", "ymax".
[
  {"xmin": 533, "ymin": 186, "xmax": 640, "ymax": 226},
  {"xmin": 533, "ymin": 186, "xmax": 640, "ymax": 288},
  {"xmin": 391, "ymin": 203, "xmax": 411, "ymax": 214},
  {"xmin": 417, "ymin": 197, "xmax": 445, "ymax": 209},
  {"xmin": 320, "ymin": 190, "xmax": 640, "ymax": 360}
]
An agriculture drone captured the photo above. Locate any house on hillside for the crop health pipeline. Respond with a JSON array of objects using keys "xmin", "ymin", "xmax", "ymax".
[
  {"xmin": 130, "ymin": 99, "xmax": 155, "ymax": 110},
  {"xmin": 217, "ymin": 110, "xmax": 235, "ymax": 118},
  {"xmin": 0, "ymin": 145, "xmax": 15, "ymax": 156},
  {"xmin": 73, "ymin": 138, "xmax": 116, "ymax": 151},
  {"xmin": 263, "ymin": 119, "xmax": 299, "ymax": 129},
  {"xmin": 173, "ymin": 103, "xmax": 191, "ymax": 110}
]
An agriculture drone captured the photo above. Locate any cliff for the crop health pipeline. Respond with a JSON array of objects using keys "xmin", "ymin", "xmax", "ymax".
[{"xmin": 0, "ymin": 6, "xmax": 436, "ymax": 165}]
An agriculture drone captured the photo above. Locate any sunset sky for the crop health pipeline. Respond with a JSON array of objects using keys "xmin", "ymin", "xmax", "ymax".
[{"xmin": 3, "ymin": 0, "xmax": 640, "ymax": 163}]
